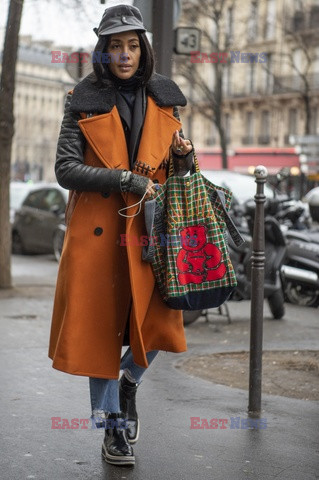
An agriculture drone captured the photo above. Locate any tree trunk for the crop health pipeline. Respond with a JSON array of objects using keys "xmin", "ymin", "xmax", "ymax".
[
  {"xmin": 0, "ymin": 0, "xmax": 24, "ymax": 288},
  {"xmin": 303, "ymin": 92, "xmax": 311, "ymax": 135},
  {"xmin": 214, "ymin": 62, "xmax": 228, "ymax": 169}
]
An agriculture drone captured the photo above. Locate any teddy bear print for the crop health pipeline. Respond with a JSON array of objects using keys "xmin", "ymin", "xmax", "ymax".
[{"xmin": 176, "ymin": 225, "xmax": 226, "ymax": 285}]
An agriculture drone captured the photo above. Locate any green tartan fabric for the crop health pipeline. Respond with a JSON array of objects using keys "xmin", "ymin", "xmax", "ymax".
[{"xmin": 149, "ymin": 172, "xmax": 237, "ymax": 302}]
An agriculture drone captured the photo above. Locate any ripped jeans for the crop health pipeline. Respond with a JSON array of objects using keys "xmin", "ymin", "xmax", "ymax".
[{"xmin": 89, "ymin": 347, "xmax": 158, "ymax": 428}]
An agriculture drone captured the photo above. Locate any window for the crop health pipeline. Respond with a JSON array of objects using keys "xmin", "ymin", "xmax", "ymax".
[
  {"xmin": 293, "ymin": 48, "xmax": 307, "ymax": 76},
  {"xmin": 263, "ymin": 53, "xmax": 273, "ymax": 93},
  {"xmin": 248, "ymin": 1, "xmax": 258, "ymax": 42},
  {"xmin": 261, "ymin": 111, "xmax": 270, "ymax": 135},
  {"xmin": 23, "ymin": 190, "xmax": 48, "ymax": 210},
  {"xmin": 288, "ymin": 108, "xmax": 298, "ymax": 134},
  {"xmin": 44, "ymin": 189, "xmax": 66, "ymax": 212},
  {"xmin": 265, "ymin": 0, "xmax": 276, "ymax": 39},
  {"xmin": 242, "ymin": 112, "xmax": 254, "ymax": 144},
  {"xmin": 310, "ymin": 5, "xmax": 319, "ymax": 29},
  {"xmin": 259, "ymin": 110, "xmax": 270, "ymax": 144},
  {"xmin": 223, "ymin": 64, "xmax": 232, "ymax": 96},
  {"xmin": 206, "ymin": 122, "xmax": 216, "ymax": 146},
  {"xmin": 23, "ymin": 188, "xmax": 65, "ymax": 212},
  {"xmin": 248, "ymin": 62, "xmax": 256, "ymax": 93},
  {"xmin": 226, "ymin": 7, "xmax": 234, "ymax": 44},
  {"xmin": 292, "ymin": 11, "xmax": 304, "ymax": 31},
  {"xmin": 247, "ymin": 112, "xmax": 254, "ymax": 136}
]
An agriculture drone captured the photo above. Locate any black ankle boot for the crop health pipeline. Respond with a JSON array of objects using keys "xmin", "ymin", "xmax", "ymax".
[
  {"xmin": 119, "ymin": 374, "xmax": 139, "ymax": 444},
  {"xmin": 101, "ymin": 412, "xmax": 135, "ymax": 466}
]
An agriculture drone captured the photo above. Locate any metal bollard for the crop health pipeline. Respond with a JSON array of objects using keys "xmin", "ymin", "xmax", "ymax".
[{"xmin": 248, "ymin": 165, "xmax": 268, "ymax": 417}]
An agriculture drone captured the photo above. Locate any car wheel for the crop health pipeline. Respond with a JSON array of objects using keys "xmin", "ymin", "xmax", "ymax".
[
  {"xmin": 12, "ymin": 231, "xmax": 25, "ymax": 255},
  {"xmin": 53, "ymin": 228, "xmax": 65, "ymax": 262}
]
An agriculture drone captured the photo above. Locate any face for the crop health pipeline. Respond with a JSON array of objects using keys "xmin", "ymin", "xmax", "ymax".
[{"xmin": 107, "ymin": 30, "xmax": 141, "ymax": 80}]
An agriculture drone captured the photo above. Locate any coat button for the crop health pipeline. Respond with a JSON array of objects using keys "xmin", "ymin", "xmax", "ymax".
[{"xmin": 94, "ymin": 227, "xmax": 103, "ymax": 236}]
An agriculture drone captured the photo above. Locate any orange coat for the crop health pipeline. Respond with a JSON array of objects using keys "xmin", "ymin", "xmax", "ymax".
[{"xmin": 48, "ymin": 96, "xmax": 187, "ymax": 379}]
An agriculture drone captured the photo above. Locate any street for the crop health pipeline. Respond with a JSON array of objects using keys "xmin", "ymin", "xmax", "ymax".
[{"xmin": 0, "ymin": 254, "xmax": 318, "ymax": 480}]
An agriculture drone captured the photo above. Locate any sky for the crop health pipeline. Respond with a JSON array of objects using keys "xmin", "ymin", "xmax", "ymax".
[{"xmin": 0, "ymin": 0, "xmax": 134, "ymax": 49}]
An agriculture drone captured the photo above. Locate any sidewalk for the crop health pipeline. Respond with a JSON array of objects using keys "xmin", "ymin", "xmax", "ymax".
[{"xmin": 0, "ymin": 256, "xmax": 318, "ymax": 479}]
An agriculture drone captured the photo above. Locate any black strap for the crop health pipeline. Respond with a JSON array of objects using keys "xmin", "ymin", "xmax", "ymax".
[
  {"xmin": 142, "ymin": 199, "xmax": 157, "ymax": 262},
  {"xmin": 216, "ymin": 190, "xmax": 245, "ymax": 247}
]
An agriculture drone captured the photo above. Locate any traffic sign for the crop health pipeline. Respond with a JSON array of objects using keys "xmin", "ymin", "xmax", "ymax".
[{"xmin": 174, "ymin": 27, "xmax": 201, "ymax": 55}]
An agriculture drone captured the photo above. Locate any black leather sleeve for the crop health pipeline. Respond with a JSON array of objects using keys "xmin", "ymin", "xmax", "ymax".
[
  {"xmin": 171, "ymin": 106, "xmax": 193, "ymax": 176},
  {"xmin": 55, "ymin": 96, "xmax": 192, "ymax": 193},
  {"xmin": 55, "ymin": 94, "xmax": 123, "ymax": 194}
]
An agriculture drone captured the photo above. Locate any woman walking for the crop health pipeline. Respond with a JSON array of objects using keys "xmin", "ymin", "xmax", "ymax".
[{"xmin": 49, "ymin": 4, "xmax": 193, "ymax": 466}]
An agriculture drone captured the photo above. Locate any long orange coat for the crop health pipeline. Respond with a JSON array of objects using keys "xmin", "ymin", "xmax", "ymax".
[{"xmin": 48, "ymin": 95, "xmax": 187, "ymax": 379}]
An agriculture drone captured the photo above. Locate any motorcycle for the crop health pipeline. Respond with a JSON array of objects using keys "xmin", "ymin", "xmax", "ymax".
[
  {"xmin": 263, "ymin": 196, "xmax": 319, "ymax": 308},
  {"xmin": 228, "ymin": 211, "xmax": 286, "ymax": 320},
  {"xmin": 281, "ymin": 238, "xmax": 319, "ymax": 307}
]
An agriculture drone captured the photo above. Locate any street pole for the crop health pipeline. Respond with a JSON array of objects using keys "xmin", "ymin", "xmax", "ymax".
[
  {"xmin": 248, "ymin": 165, "xmax": 268, "ymax": 417},
  {"xmin": 152, "ymin": 0, "xmax": 174, "ymax": 77}
]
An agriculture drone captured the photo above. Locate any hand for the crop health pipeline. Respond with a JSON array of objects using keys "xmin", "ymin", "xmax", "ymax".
[
  {"xmin": 171, "ymin": 130, "xmax": 193, "ymax": 156},
  {"xmin": 145, "ymin": 179, "xmax": 159, "ymax": 198}
]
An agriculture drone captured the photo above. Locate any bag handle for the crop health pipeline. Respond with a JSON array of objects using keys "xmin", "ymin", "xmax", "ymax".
[{"xmin": 168, "ymin": 142, "xmax": 199, "ymax": 177}]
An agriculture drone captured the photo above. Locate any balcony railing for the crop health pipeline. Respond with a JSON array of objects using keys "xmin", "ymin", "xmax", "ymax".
[
  {"xmin": 284, "ymin": 133, "xmax": 295, "ymax": 145},
  {"xmin": 242, "ymin": 136, "xmax": 254, "ymax": 145},
  {"xmin": 258, "ymin": 135, "xmax": 270, "ymax": 145},
  {"xmin": 224, "ymin": 74, "xmax": 319, "ymax": 99},
  {"xmin": 273, "ymin": 74, "xmax": 319, "ymax": 94},
  {"xmin": 288, "ymin": 8, "xmax": 319, "ymax": 32}
]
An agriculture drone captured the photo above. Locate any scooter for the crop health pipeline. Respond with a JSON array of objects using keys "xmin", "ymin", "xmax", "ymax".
[
  {"xmin": 228, "ymin": 213, "xmax": 286, "ymax": 320},
  {"xmin": 263, "ymin": 196, "xmax": 319, "ymax": 308},
  {"xmin": 281, "ymin": 238, "xmax": 319, "ymax": 307}
]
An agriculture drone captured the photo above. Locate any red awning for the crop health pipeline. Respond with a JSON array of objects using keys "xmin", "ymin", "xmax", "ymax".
[{"xmin": 197, "ymin": 148, "xmax": 300, "ymax": 174}]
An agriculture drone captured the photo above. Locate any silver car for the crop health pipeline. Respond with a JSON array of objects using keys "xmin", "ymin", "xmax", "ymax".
[{"xmin": 11, "ymin": 183, "xmax": 68, "ymax": 260}]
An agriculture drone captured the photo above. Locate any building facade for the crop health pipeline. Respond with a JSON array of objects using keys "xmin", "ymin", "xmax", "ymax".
[
  {"xmin": 1, "ymin": 36, "xmax": 75, "ymax": 182},
  {"xmin": 175, "ymin": 0, "xmax": 319, "ymax": 177}
]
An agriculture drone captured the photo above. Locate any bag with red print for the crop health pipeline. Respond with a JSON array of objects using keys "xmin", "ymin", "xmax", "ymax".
[{"xmin": 142, "ymin": 151, "xmax": 244, "ymax": 310}]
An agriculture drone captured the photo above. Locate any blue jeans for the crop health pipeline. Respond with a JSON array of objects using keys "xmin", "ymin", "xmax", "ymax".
[{"xmin": 89, "ymin": 348, "xmax": 158, "ymax": 427}]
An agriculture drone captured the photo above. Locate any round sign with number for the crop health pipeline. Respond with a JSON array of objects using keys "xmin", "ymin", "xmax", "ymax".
[{"xmin": 174, "ymin": 27, "xmax": 201, "ymax": 55}]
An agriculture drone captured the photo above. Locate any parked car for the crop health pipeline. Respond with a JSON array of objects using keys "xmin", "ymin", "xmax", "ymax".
[
  {"xmin": 12, "ymin": 183, "xmax": 68, "ymax": 260},
  {"xmin": 10, "ymin": 182, "xmax": 37, "ymax": 224},
  {"xmin": 201, "ymin": 170, "xmax": 274, "ymax": 205}
]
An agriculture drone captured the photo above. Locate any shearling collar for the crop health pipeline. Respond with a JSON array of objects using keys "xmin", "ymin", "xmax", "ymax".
[{"xmin": 69, "ymin": 72, "xmax": 187, "ymax": 113}]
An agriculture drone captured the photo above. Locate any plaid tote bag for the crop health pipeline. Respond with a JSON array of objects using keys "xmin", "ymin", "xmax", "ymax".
[{"xmin": 142, "ymin": 152, "xmax": 244, "ymax": 311}]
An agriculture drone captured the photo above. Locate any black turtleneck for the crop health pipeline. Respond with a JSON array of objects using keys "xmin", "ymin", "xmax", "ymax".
[
  {"xmin": 105, "ymin": 68, "xmax": 146, "ymax": 168},
  {"xmin": 108, "ymin": 69, "xmax": 142, "ymax": 113}
]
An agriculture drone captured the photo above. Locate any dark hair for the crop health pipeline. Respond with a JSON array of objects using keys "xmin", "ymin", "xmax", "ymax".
[{"xmin": 92, "ymin": 31, "xmax": 155, "ymax": 87}]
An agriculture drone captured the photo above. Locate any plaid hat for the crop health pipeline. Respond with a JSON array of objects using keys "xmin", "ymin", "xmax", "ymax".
[{"xmin": 94, "ymin": 4, "xmax": 146, "ymax": 37}]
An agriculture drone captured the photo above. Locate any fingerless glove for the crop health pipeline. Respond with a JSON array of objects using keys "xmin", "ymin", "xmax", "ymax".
[{"xmin": 120, "ymin": 170, "xmax": 149, "ymax": 195}]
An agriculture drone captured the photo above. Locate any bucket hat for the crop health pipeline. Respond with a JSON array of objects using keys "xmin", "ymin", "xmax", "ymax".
[{"xmin": 94, "ymin": 4, "xmax": 146, "ymax": 37}]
